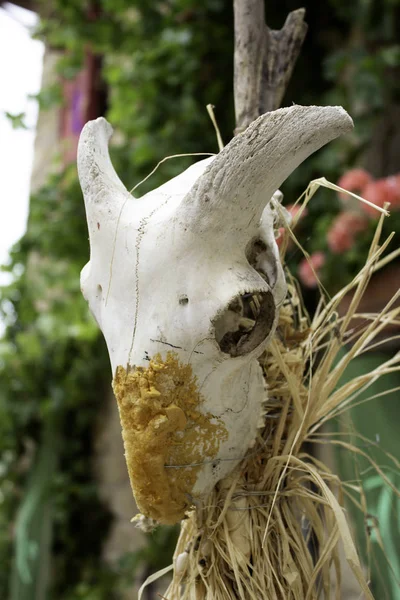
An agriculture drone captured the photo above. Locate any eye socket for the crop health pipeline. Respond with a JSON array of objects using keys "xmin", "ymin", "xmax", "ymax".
[
  {"xmin": 246, "ymin": 238, "xmax": 267, "ymax": 266},
  {"xmin": 213, "ymin": 291, "xmax": 275, "ymax": 357},
  {"xmin": 246, "ymin": 236, "xmax": 281, "ymax": 290}
]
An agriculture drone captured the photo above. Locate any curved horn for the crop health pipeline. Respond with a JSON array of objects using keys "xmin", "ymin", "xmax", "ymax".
[
  {"xmin": 78, "ymin": 117, "xmax": 133, "ymax": 238},
  {"xmin": 181, "ymin": 105, "xmax": 353, "ymax": 234}
]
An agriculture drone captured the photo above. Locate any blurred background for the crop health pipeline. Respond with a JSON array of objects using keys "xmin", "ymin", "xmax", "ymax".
[{"xmin": 0, "ymin": 1, "xmax": 399, "ymax": 598}]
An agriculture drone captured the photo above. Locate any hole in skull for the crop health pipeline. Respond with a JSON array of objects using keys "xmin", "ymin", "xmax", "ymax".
[
  {"xmin": 214, "ymin": 291, "xmax": 275, "ymax": 357},
  {"xmin": 246, "ymin": 237, "xmax": 272, "ymax": 286},
  {"xmin": 246, "ymin": 238, "xmax": 267, "ymax": 265},
  {"xmin": 179, "ymin": 295, "xmax": 189, "ymax": 305},
  {"xmin": 246, "ymin": 236, "xmax": 282, "ymax": 290}
]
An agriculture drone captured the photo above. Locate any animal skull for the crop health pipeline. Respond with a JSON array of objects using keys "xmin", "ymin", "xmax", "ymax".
[{"xmin": 78, "ymin": 105, "xmax": 352, "ymax": 524}]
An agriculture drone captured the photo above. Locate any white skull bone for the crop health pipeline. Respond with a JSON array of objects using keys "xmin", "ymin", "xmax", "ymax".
[{"xmin": 78, "ymin": 105, "xmax": 353, "ymax": 524}]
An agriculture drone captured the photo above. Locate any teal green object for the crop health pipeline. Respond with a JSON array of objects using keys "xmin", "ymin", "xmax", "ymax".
[
  {"xmin": 334, "ymin": 350, "xmax": 400, "ymax": 600},
  {"xmin": 9, "ymin": 417, "xmax": 59, "ymax": 600}
]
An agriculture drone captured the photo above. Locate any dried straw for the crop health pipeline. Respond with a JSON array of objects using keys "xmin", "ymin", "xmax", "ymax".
[{"xmin": 139, "ymin": 184, "xmax": 400, "ymax": 600}]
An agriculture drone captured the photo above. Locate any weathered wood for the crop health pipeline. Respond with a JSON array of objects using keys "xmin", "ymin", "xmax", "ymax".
[
  {"xmin": 233, "ymin": 0, "xmax": 267, "ymax": 133},
  {"xmin": 262, "ymin": 9, "xmax": 308, "ymax": 113},
  {"xmin": 234, "ymin": 0, "xmax": 307, "ymax": 133}
]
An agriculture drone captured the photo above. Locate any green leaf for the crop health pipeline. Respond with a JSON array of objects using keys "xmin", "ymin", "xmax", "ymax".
[{"xmin": 4, "ymin": 112, "xmax": 27, "ymax": 130}]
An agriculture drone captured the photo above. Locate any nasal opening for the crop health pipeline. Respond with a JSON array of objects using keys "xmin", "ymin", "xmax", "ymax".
[{"xmin": 214, "ymin": 291, "xmax": 275, "ymax": 357}]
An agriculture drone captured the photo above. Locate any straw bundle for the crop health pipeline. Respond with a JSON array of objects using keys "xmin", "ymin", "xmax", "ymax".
[{"xmin": 138, "ymin": 184, "xmax": 400, "ymax": 600}]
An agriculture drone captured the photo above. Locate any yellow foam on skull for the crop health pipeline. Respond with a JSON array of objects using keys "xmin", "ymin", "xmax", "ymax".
[{"xmin": 113, "ymin": 352, "xmax": 227, "ymax": 524}]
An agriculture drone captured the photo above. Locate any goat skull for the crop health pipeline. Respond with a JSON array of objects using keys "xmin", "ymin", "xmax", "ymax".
[{"xmin": 78, "ymin": 105, "xmax": 352, "ymax": 524}]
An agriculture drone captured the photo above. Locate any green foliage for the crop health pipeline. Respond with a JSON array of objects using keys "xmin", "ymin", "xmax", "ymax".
[
  {"xmin": 4, "ymin": 112, "xmax": 28, "ymax": 130},
  {"xmin": 36, "ymin": 0, "xmax": 234, "ymax": 194},
  {"xmin": 0, "ymin": 166, "xmax": 112, "ymax": 597},
  {"xmin": 323, "ymin": 0, "xmax": 400, "ymax": 138}
]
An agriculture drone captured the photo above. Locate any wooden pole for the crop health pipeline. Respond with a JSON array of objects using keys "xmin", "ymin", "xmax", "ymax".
[{"xmin": 234, "ymin": 0, "xmax": 307, "ymax": 133}]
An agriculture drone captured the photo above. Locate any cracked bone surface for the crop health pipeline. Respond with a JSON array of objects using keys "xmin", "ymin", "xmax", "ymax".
[{"xmin": 78, "ymin": 105, "xmax": 353, "ymax": 524}]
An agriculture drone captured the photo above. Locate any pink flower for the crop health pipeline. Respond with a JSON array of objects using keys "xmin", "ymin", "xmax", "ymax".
[
  {"xmin": 298, "ymin": 252, "xmax": 326, "ymax": 288},
  {"xmin": 327, "ymin": 212, "xmax": 368, "ymax": 254},
  {"xmin": 337, "ymin": 168, "xmax": 373, "ymax": 200},
  {"xmin": 361, "ymin": 179, "xmax": 399, "ymax": 217},
  {"xmin": 384, "ymin": 175, "xmax": 400, "ymax": 206},
  {"xmin": 275, "ymin": 226, "xmax": 286, "ymax": 248},
  {"xmin": 285, "ymin": 204, "xmax": 308, "ymax": 221}
]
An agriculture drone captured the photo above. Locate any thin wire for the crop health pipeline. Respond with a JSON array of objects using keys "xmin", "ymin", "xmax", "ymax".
[{"xmin": 129, "ymin": 153, "xmax": 216, "ymax": 194}]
